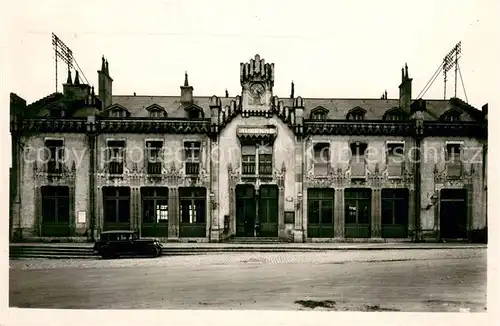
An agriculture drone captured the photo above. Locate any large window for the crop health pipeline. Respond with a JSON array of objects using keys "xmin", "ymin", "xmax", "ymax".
[
  {"xmin": 446, "ymin": 143, "xmax": 462, "ymax": 178},
  {"xmin": 386, "ymin": 142, "xmax": 405, "ymax": 177},
  {"xmin": 350, "ymin": 142, "xmax": 367, "ymax": 177},
  {"xmin": 103, "ymin": 187, "xmax": 130, "ymax": 226},
  {"xmin": 146, "ymin": 141, "xmax": 163, "ymax": 175},
  {"xmin": 107, "ymin": 140, "xmax": 125, "ymax": 174},
  {"xmin": 241, "ymin": 142, "xmax": 273, "ymax": 176},
  {"xmin": 45, "ymin": 139, "xmax": 65, "ymax": 174},
  {"xmin": 184, "ymin": 141, "xmax": 201, "ymax": 175},
  {"xmin": 313, "ymin": 143, "xmax": 330, "ymax": 176}
]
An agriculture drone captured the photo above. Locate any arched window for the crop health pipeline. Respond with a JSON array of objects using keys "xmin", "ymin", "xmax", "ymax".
[
  {"xmin": 440, "ymin": 109, "xmax": 461, "ymax": 122},
  {"xmin": 347, "ymin": 107, "xmax": 366, "ymax": 121},
  {"xmin": 310, "ymin": 107, "xmax": 329, "ymax": 120},
  {"xmin": 149, "ymin": 109, "xmax": 166, "ymax": 118},
  {"xmin": 383, "ymin": 108, "xmax": 407, "ymax": 121},
  {"xmin": 111, "ymin": 109, "xmax": 127, "ymax": 118}
]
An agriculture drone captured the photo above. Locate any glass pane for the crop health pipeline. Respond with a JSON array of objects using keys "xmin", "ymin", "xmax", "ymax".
[
  {"xmin": 157, "ymin": 202, "xmax": 168, "ymax": 223},
  {"xmin": 308, "ymin": 201, "xmax": 320, "ymax": 224},
  {"xmin": 358, "ymin": 200, "xmax": 371, "ymax": 224},
  {"xmin": 321, "ymin": 200, "xmax": 333, "ymax": 224},
  {"xmin": 381, "ymin": 199, "xmax": 393, "ymax": 225},
  {"xmin": 104, "ymin": 200, "xmax": 117, "ymax": 223},
  {"xmin": 345, "ymin": 200, "xmax": 357, "ymax": 224},
  {"xmin": 57, "ymin": 197, "xmax": 69, "ymax": 222},
  {"xmin": 180, "ymin": 200, "xmax": 191, "ymax": 223},
  {"xmin": 394, "ymin": 198, "xmax": 408, "ymax": 225},
  {"xmin": 143, "ymin": 199, "xmax": 155, "ymax": 223},
  {"xmin": 118, "ymin": 199, "xmax": 130, "ymax": 223},
  {"xmin": 42, "ymin": 198, "xmax": 56, "ymax": 222},
  {"xmin": 195, "ymin": 199, "xmax": 206, "ymax": 223}
]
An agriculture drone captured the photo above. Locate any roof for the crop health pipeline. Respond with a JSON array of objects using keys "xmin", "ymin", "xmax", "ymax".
[{"xmin": 109, "ymin": 95, "xmax": 483, "ymax": 121}]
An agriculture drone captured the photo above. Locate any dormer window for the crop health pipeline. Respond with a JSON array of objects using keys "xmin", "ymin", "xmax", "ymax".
[
  {"xmin": 49, "ymin": 108, "xmax": 65, "ymax": 118},
  {"xmin": 150, "ymin": 109, "xmax": 165, "ymax": 118},
  {"xmin": 347, "ymin": 107, "xmax": 366, "ymax": 121},
  {"xmin": 146, "ymin": 104, "xmax": 167, "ymax": 118},
  {"xmin": 187, "ymin": 108, "xmax": 203, "ymax": 119},
  {"xmin": 310, "ymin": 107, "xmax": 329, "ymax": 120},
  {"xmin": 111, "ymin": 109, "xmax": 127, "ymax": 118},
  {"xmin": 383, "ymin": 108, "xmax": 407, "ymax": 121},
  {"xmin": 441, "ymin": 109, "xmax": 461, "ymax": 122}
]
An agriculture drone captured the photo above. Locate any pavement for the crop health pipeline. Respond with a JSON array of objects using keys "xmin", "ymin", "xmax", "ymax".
[
  {"xmin": 9, "ymin": 248, "xmax": 487, "ymax": 311},
  {"xmin": 9, "ymin": 241, "xmax": 487, "ymax": 250}
]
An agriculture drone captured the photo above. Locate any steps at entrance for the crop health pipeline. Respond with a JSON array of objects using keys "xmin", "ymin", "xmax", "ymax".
[{"xmin": 228, "ymin": 237, "xmax": 287, "ymax": 244}]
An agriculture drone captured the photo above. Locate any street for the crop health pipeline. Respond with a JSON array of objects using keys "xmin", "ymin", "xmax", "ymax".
[{"xmin": 9, "ymin": 249, "xmax": 486, "ymax": 312}]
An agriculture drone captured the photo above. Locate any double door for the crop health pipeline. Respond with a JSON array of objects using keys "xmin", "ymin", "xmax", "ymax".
[{"xmin": 235, "ymin": 185, "xmax": 278, "ymax": 237}]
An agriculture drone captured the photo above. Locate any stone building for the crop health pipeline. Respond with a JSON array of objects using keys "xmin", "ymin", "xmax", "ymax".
[{"xmin": 9, "ymin": 54, "xmax": 488, "ymax": 243}]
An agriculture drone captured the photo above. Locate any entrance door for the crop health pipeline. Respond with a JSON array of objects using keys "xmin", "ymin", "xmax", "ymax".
[
  {"xmin": 141, "ymin": 187, "xmax": 168, "ymax": 238},
  {"xmin": 258, "ymin": 185, "xmax": 279, "ymax": 237},
  {"xmin": 381, "ymin": 188, "xmax": 409, "ymax": 238},
  {"xmin": 344, "ymin": 188, "xmax": 372, "ymax": 238},
  {"xmin": 41, "ymin": 186, "xmax": 70, "ymax": 237},
  {"xmin": 236, "ymin": 185, "xmax": 256, "ymax": 237},
  {"xmin": 307, "ymin": 188, "xmax": 335, "ymax": 238},
  {"xmin": 440, "ymin": 188, "xmax": 468, "ymax": 239}
]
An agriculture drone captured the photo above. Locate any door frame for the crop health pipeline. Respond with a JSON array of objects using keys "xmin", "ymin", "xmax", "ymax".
[
  {"xmin": 439, "ymin": 188, "xmax": 468, "ymax": 239},
  {"xmin": 344, "ymin": 188, "xmax": 372, "ymax": 238},
  {"xmin": 258, "ymin": 185, "xmax": 279, "ymax": 237},
  {"xmin": 235, "ymin": 184, "xmax": 257, "ymax": 237}
]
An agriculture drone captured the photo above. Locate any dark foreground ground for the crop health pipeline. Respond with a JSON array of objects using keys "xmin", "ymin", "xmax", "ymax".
[{"xmin": 9, "ymin": 249, "xmax": 486, "ymax": 312}]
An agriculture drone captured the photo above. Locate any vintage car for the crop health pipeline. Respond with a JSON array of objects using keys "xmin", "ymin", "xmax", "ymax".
[{"xmin": 93, "ymin": 230, "xmax": 163, "ymax": 259}]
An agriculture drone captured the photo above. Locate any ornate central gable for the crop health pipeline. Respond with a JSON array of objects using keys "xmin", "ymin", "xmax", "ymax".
[
  {"xmin": 236, "ymin": 124, "xmax": 278, "ymax": 144},
  {"xmin": 240, "ymin": 54, "xmax": 275, "ymax": 113}
]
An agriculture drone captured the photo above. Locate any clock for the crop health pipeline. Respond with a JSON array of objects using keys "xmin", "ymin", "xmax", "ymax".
[{"xmin": 249, "ymin": 83, "xmax": 265, "ymax": 99}]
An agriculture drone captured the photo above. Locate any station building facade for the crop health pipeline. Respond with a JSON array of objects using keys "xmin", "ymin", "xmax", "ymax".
[{"xmin": 9, "ymin": 54, "xmax": 488, "ymax": 243}]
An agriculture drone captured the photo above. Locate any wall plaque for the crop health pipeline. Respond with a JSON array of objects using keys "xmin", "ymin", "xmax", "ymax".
[
  {"xmin": 284, "ymin": 211, "xmax": 295, "ymax": 224},
  {"xmin": 77, "ymin": 211, "xmax": 86, "ymax": 224}
]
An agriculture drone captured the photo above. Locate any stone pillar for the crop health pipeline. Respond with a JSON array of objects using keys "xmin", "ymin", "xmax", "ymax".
[
  {"xmin": 35, "ymin": 186, "xmax": 42, "ymax": 237},
  {"xmin": 96, "ymin": 186, "xmax": 103, "ymax": 234},
  {"xmin": 466, "ymin": 182, "xmax": 474, "ymax": 238},
  {"xmin": 69, "ymin": 184, "xmax": 76, "ymax": 236},
  {"xmin": 278, "ymin": 186, "xmax": 285, "ymax": 237},
  {"xmin": 293, "ymin": 138, "xmax": 304, "ymax": 243},
  {"xmin": 334, "ymin": 188, "xmax": 345, "ymax": 238},
  {"xmin": 168, "ymin": 187, "xmax": 179, "ymax": 240},
  {"xmin": 407, "ymin": 188, "xmax": 415, "ymax": 239},
  {"xmin": 371, "ymin": 188, "xmax": 382, "ymax": 238},
  {"xmin": 132, "ymin": 187, "xmax": 141, "ymax": 232},
  {"xmin": 210, "ymin": 138, "xmax": 221, "ymax": 242}
]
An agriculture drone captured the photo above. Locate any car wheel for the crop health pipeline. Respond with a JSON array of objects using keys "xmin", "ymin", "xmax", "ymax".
[
  {"xmin": 100, "ymin": 246, "xmax": 115, "ymax": 259},
  {"xmin": 150, "ymin": 247, "xmax": 160, "ymax": 258}
]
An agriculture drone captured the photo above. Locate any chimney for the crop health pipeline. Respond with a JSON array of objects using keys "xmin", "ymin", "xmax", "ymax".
[
  {"xmin": 181, "ymin": 71, "xmax": 194, "ymax": 103},
  {"xmin": 399, "ymin": 63, "xmax": 412, "ymax": 111},
  {"xmin": 63, "ymin": 68, "xmax": 90, "ymax": 99},
  {"xmin": 290, "ymin": 81, "xmax": 295, "ymax": 99},
  {"xmin": 98, "ymin": 55, "xmax": 113, "ymax": 109}
]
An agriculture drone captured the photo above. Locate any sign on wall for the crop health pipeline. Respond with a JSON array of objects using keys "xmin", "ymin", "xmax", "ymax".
[{"xmin": 77, "ymin": 211, "xmax": 86, "ymax": 224}]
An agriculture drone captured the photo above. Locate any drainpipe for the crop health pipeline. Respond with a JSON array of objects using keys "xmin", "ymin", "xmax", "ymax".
[
  {"xmin": 414, "ymin": 136, "xmax": 422, "ymax": 242},
  {"xmin": 87, "ymin": 116, "xmax": 97, "ymax": 242}
]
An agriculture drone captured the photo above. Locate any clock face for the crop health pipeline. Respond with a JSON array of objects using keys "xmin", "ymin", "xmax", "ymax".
[{"xmin": 249, "ymin": 83, "xmax": 265, "ymax": 98}]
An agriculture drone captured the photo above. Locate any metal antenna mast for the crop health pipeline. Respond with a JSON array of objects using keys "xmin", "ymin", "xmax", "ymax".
[
  {"xmin": 442, "ymin": 41, "xmax": 461, "ymax": 99},
  {"xmin": 52, "ymin": 33, "xmax": 74, "ymax": 93}
]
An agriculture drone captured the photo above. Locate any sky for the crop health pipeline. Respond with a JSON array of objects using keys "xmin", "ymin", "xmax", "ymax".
[{"xmin": 2, "ymin": 0, "xmax": 499, "ymax": 110}]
